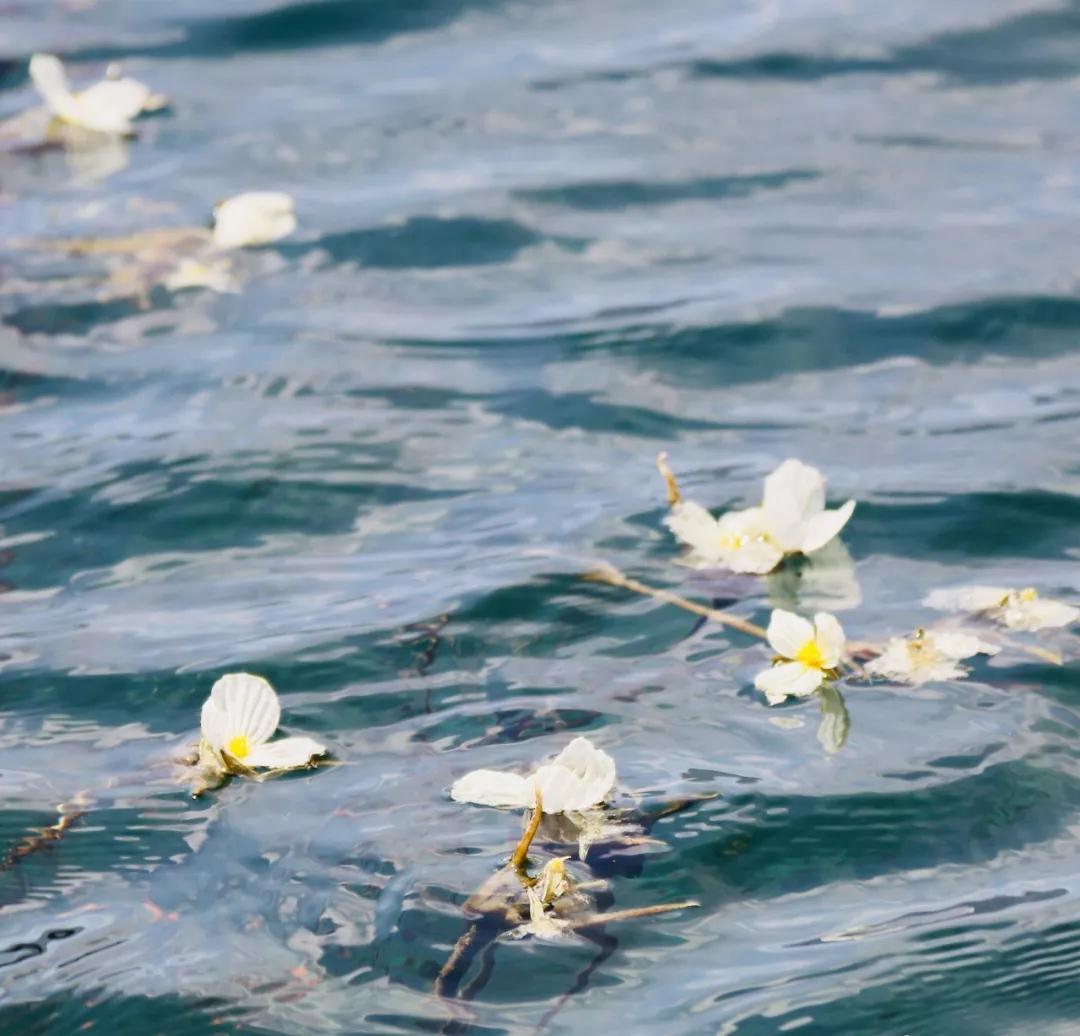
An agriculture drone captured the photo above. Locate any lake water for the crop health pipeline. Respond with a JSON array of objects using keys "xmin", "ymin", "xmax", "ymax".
[{"xmin": 1, "ymin": 1, "xmax": 1080, "ymax": 1033}]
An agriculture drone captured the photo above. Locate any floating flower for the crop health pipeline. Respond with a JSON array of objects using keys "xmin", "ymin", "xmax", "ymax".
[
  {"xmin": 754, "ymin": 609, "xmax": 845, "ymax": 704},
  {"xmin": 29, "ymin": 53, "xmax": 155, "ymax": 135},
  {"xmin": 200, "ymin": 672, "xmax": 326, "ymax": 772},
  {"xmin": 661, "ymin": 455, "xmax": 855, "ymax": 574},
  {"xmin": 163, "ymin": 257, "xmax": 238, "ymax": 294},
  {"xmin": 924, "ymin": 586, "xmax": 1079, "ymax": 632},
  {"xmin": 866, "ymin": 628, "xmax": 1000, "ymax": 685},
  {"xmin": 212, "ymin": 192, "xmax": 297, "ymax": 250},
  {"xmin": 450, "ymin": 736, "xmax": 616, "ymax": 814}
]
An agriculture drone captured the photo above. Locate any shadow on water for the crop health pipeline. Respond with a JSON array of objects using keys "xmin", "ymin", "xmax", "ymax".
[
  {"xmin": 537, "ymin": 0, "xmax": 1080, "ymax": 89},
  {"xmin": 515, "ymin": 170, "xmax": 820, "ymax": 211},
  {"xmin": 458, "ymin": 295, "xmax": 1080, "ymax": 384}
]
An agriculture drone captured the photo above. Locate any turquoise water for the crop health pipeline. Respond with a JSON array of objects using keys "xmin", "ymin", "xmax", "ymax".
[{"xmin": 1, "ymin": 2, "xmax": 1080, "ymax": 1033}]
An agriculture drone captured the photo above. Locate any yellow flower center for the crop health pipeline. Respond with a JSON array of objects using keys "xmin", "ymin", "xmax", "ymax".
[
  {"xmin": 718, "ymin": 533, "xmax": 747, "ymax": 549},
  {"xmin": 225, "ymin": 734, "xmax": 250, "ymax": 760},
  {"xmin": 795, "ymin": 638, "xmax": 824, "ymax": 669},
  {"xmin": 1018, "ymin": 588, "xmax": 1038, "ymax": 603}
]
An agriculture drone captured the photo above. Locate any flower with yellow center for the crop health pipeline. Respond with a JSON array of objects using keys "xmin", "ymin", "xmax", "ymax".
[
  {"xmin": 662, "ymin": 456, "xmax": 855, "ymax": 575},
  {"xmin": 754, "ymin": 609, "xmax": 845, "ymax": 704},
  {"xmin": 30, "ymin": 53, "xmax": 156, "ymax": 136},
  {"xmin": 866, "ymin": 628, "xmax": 999, "ymax": 685},
  {"xmin": 924, "ymin": 586, "xmax": 1079, "ymax": 632},
  {"xmin": 450, "ymin": 736, "xmax": 616, "ymax": 814},
  {"xmin": 199, "ymin": 673, "xmax": 326, "ymax": 772}
]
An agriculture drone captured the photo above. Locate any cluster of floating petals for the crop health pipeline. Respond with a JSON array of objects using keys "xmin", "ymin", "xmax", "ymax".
[
  {"xmin": 924, "ymin": 586, "xmax": 1079, "ymax": 632},
  {"xmin": 198, "ymin": 673, "xmax": 326, "ymax": 779},
  {"xmin": 754, "ymin": 609, "xmax": 845, "ymax": 704},
  {"xmin": 661, "ymin": 455, "xmax": 855, "ymax": 574},
  {"xmin": 451, "ymin": 736, "xmax": 616, "ymax": 814},
  {"xmin": 865, "ymin": 628, "xmax": 1000, "ymax": 685},
  {"xmin": 29, "ymin": 53, "xmax": 159, "ymax": 136},
  {"xmin": 212, "ymin": 191, "xmax": 297, "ymax": 250}
]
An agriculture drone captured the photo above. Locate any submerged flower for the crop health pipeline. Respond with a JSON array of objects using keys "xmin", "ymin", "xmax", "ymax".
[
  {"xmin": 754, "ymin": 609, "xmax": 845, "ymax": 704},
  {"xmin": 662, "ymin": 456, "xmax": 855, "ymax": 574},
  {"xmin": 200, "ymin": 672, "xmax": 326, "ymax": 771},
  {"xmin": 924, "ymin": 586, "xmax": 1079, "ymax": 632},
  {"xmin": 866, "ymin": 628, "xmax": 1000, "ymax": 685},
  {"xmin": 30, "ymin": 53, "xmax": 155, "ymax": 135},
  {"xmin": 450, "ymin": 736, "xmax": 616, "ymax": 814},
  {"xmin": 163, "ymin": 257, "xmax": 237, "ymax": 294},
  {"xmin": 212, "ymin": 192, "xmax": 297, "ymax": 250}
]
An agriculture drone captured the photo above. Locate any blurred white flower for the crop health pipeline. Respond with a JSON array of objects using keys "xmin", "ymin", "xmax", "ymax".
[
  {"xmin": 200, "ymin": 672, "xmax": 326, "ymax": 771},
  {"xmin": 450, "ymin": 736, "xmax": 616, "ymax": 814},
  {"xmin": 164, "ymin": 257, "xmax": 237, "ymax": 294},
  {"xmin": 212, "ymin": 192, "xmax": 297, "ymax": 250},
  {"xmin": 754, "ymin": 608, "xmax": 845, "ymax": 704},
  {"xmin": 866, "ymin": 628, "xmax": 999, "ymax": 685},
  {"xmin": 664, "ymin": 457, "xmax": 854, "ymax": 574},
  {"xmin": 30, "ymin": 53, "xmax": 153, "ymax": 135},
  {"xmin": 924, "ymin": 586, "xmax": 1078, "ymax": 632}
]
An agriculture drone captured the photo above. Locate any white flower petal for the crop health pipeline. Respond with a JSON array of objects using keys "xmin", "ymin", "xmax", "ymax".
[
  {"xmin": 1003, "ymin": 597, "xmax": 1079, "ymax": 632},
  {"xmin": 762, "ymin": 459, "xmax": 826, "ymax": 551},
  {"xmin": 800, "ymin": 499, "xmax": 856, "ymax": 555},
  {"xmin": 923, "ymin": 586, "xmax": 1009, "ymax": 614},
  {"xmin": 865, "ymin": 639, "xmax": 915, "ymax": 681},
  {"xmin": 932, "ymin": 631, "xmax": 1000, "ymax": 660},
  {"xmin": 665, "ymin": 500, "xmax": 720, "ymax": 556},
  {"xmin": 766, "ymin": 609, "xmax": 815, "ymax": 659},
  {"xmin": 549, "ymin": 737, "xmax": 616, "ymax": 801},
  {"xmin": 213, "ymin": 191, "xmax": 297, "ymax": 250},
  {"xmin": 450, "ymin": 769, "xmax": 533, "ymax": 808},
  {"xmin": 812, "ymin": 612, "xmax": 846, "ymax": 668},
  {"xmin": 754, "ymin": 661, "xmax": 823, "ymax": 704},
  {"xmin": 74, "ymin": 77, "xmax": 149, "ymax": 133},
  {"xmin": 29, "ymin": 54, "xmax": 76, "ymax": 119},
  {"xmin": 245, "ymin": 736, "xmax": 326, "ymax": 770},
  {"xmin": 200, "ymin": 672, "xmax": 281, "ymax": 751}
]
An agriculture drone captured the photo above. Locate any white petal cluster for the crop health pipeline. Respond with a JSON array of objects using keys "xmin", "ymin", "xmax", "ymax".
[
  {"xmin": 212, "ymin": 192, "xmax": 297, "ymax": 250},
  {"xmin": 866, "ymin": 629, "xmax": 1000, "ymax": 685},
  {"xmin": 924, "ymin": 586, "xmax": 1079, "ymax": 632},
  {"xmin": 666, "ymin": 459, "xmax": 854, "ymax": 574},
  {"xmin": 30, "ymin": 53, "xmax": 154, "ymax": 135},
  {"xmin": 754, "ymin": 609, "xmax": 845, "ymax": 704},
  {"xmin": 450, "ymin": 737, "xmax": 616, "ymax": 814},
  {"xmin": 200, "ymin": 673, "xmax": 326, "ymax": 772}
]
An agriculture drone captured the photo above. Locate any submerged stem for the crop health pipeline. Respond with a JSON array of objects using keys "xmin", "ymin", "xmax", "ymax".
[
  {"xmin": 511, "ymin": 788, "xmax": 543, "ymax": 877},
  {"xmin": 583, "ymin": 562, "xmax": 767, "ymax": 639},
  {"xmin": 1, "ymin": 792, "xmax": 90, "ymax": 872},
  {"xmin": 656, "ymin": 452, "xmax": 682, "ymax": 506},
  {"xmin": 565, "ymin": 900, "xmax": 699, "ymax": 929}
]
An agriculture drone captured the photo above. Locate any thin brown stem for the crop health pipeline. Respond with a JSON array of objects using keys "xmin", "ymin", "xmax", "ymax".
[
  {"xmin": 583, "ymin": 562, "xmax": 767, "ymax": 639},
  {"xmin": 511, "ymin": 788, "xmax": 543, "ymax": 876},
  {"xmin": 656, "ymin": 452, "xmax": 682, "ymax": 506},
  {"xmin": 564, "ymin": 900, "xmax": 699, "ymax": 929},
  {"xmin": 1, "ymin": 792, "xmax": 90, "ymax": 872}
]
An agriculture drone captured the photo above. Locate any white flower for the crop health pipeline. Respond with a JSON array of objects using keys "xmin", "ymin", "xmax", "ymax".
[
  {"xmin": 163, "ymin": 257, "xmax": 237, "ymax": 294},
  {"xmin": 212, "ymin": 192, "xmax": 297, "ymax": 250},
  {"xmin": 30, "ymin": 53, "xmax": 152, "ymax": 135},
  {"xmin": 924, "ymin": 586, "xmax": 1079, "ymax": 632},
  {"xmin": 664, "ymin": 458, "xmax": 854, "ymax": 574},
  {"xmin": 450, "ymin": 736, "xmax": 616, "ymax": 814},
  {"xmin": 510, "ymin": 886, "xmax": 574, "ymax": 941},
  {"xmin": 866, "ymin": 628, "xmax": 1000, "ymax": 685},
  {"xmin": 754, "ymin": 609, "xmax": 845, "ymax": 704},
  {"xmin": 200, "ymin": 672, "xmax": 326, "ymax": 771}
]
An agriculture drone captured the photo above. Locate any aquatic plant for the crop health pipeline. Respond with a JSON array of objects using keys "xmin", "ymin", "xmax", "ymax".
[
  {"xmin": 659, "ymin": 453, "xmax": 854, "ymax": 574},
  {"xmin": 754, "ymin": 608, "xmax": 845, "ymax": 704},
  {"xmin": 924, "ymin": 586, "xmax": 1080, "ymax": 632},
  {"xmin": 451, "ymin": 735, "xmax": 616, "ymax": 813},
  {"xmin": 191, "ymin": 673, "xmax": 326, "ymax": 793},
  {"xmin": 212, "ymin": 192, "xmax": 298, "ymax": 250},
  {"xmin": 866, "ymin": 628, "xmax": 999, "ymax": 685},
  {"xmin": 29, "ymin": 53, "xmax": 159, "ymax": 135}
]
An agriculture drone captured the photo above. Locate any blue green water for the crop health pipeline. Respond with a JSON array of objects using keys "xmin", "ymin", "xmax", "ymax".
[{"xmin": 1, "ymin": 2, "xmax": 1080, "ymax": 1033}]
